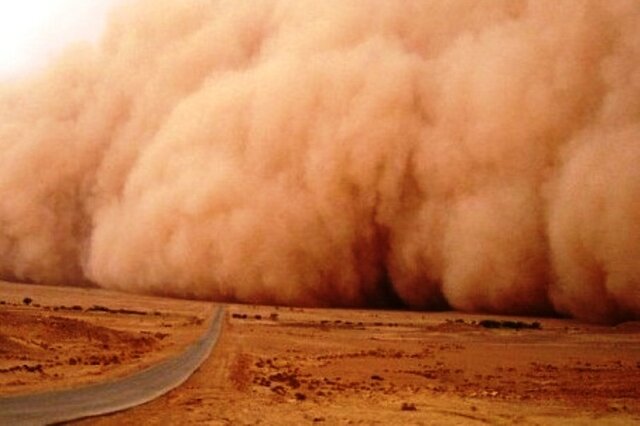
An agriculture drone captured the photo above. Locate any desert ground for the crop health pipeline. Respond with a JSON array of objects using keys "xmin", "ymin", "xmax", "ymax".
[
  {"xmin": 0, "ymin": 282, "xmax": 214, "ymax": 397},
  {"xmin": 1, "ymin": 282, "xmax": 640, "ymax": 425}
]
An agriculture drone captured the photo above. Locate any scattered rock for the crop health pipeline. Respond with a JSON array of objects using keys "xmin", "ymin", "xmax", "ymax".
[
  {"xmin": 22, "ymin": 364, "xmax": 43, "ymax": 373},
  {"xmin": 271, "ymin": 385, "xmax": 286, "ymax": 396},
  {"xmin": 401, "ymin": 402, "xmax": 417, "ymax": 411}
]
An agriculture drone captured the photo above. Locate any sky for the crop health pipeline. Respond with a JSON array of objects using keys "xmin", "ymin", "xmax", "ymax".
[{"xmin": 0, "ymin": 0, "xmax": 121, "ymax": 77}]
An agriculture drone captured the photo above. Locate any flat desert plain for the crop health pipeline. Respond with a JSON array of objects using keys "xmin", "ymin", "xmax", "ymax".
[{"xmin": 1, "ymin": 282, "xmax": 640, "ymax": 425}]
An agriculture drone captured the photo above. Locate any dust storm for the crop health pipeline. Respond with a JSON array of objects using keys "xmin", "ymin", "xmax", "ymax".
[{"xmin": 0, "ymin": 0, "xmax": 639, "ymax": 323}]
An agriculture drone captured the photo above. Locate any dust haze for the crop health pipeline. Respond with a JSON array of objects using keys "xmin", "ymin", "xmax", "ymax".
[{"xmin": 0, "ymin": 0, "xmax": 638, "ymax": 323}]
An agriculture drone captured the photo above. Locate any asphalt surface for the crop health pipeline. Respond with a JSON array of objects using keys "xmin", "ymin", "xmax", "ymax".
[{"xmin": 0, "ymin": 306, "xmax": 225, "ymax": 426}]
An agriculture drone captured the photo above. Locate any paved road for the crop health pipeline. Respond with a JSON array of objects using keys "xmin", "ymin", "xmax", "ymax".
[{"xmin": 0, "ymin": 306, "xmax": 225, "ymax": 426}]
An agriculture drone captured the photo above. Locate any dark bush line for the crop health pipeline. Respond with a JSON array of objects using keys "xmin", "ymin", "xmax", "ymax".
[{"xmin": 478, "ymin": 319, "xmax": 541, "ymax": 330}]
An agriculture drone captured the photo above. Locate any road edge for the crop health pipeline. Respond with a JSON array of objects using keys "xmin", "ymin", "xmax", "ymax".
[{"xmin": 0, "ymin": 306, "xmax": 225, "ymax": 425}]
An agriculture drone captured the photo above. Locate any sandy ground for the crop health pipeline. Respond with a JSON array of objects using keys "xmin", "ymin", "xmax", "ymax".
[
  {"xmin": 83, "ymin": 307, "xmax": 640, "ymax": 425},
  {"xmin": 0, "ymin": 282, "xmax": 213, "ymax": 395},
  {"xmin": 2, "ymin": 283, "xmax": 640, "ymax": 425}
]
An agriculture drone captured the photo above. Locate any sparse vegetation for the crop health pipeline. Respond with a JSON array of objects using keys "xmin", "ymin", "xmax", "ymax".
[
  {"xmin": 478, "ymin": 320, "xmax": 541, "ymax": 330},
  {"xmin": 87, "ymin": 305, "xmax": 148, "ymax": 316},
  {"xmin": 445, "ymin": 318, "xmax": 542, "ymax": 330}
]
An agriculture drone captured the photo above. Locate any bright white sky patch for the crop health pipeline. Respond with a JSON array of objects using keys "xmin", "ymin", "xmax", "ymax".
[{"xmin": 0, "ymin": 0, "xmax": 122, "ymax": 77}]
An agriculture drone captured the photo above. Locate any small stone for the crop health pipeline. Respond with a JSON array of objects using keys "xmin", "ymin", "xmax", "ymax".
[{"xmin": 401, "ymin": 402, "xmax": 417, "ymax": 411}]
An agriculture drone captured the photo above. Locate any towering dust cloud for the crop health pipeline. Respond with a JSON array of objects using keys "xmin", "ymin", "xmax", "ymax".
[{"xmin": 1, "ymin": 0, "xmax": 639, "ymax": 323}]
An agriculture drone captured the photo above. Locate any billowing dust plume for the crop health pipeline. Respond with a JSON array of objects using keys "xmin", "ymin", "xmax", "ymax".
[{"xmin": 1, "ymin": 0, "xmax": 639, "ymax": 323}]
